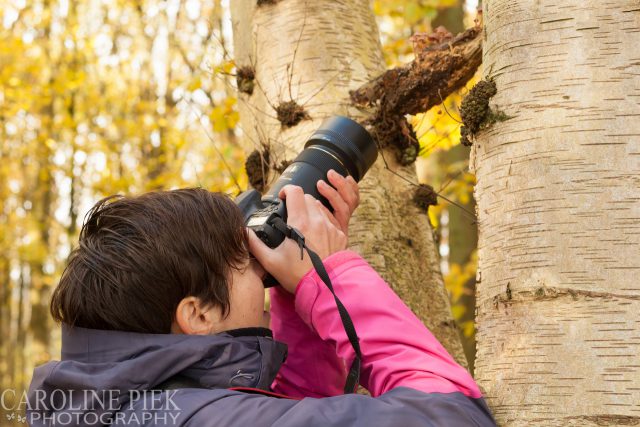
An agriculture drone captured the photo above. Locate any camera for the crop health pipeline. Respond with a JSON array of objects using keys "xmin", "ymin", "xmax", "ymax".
[{"xmin": 235, "ymin": 115, "xmax": 377, "ymax": 287}]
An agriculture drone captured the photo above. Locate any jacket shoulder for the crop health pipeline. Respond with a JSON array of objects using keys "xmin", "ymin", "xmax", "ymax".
[{"xmin": 172, "ymin": 387, "xmax": 495, "ymax": 427}]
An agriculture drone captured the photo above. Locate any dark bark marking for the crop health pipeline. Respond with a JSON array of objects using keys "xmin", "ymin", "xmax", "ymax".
[
  {"xmin": 236, "ymin": 66, "xmax": 255, "ymax": 95},
  {"xmin": 245, "ymin": 148, "xmax": 270, "ymax": 192},
  {"xmin": 413, "ymin": 184, "xmax": 439, "ymax": 212},
  {"xmin": 276, "ymin": 100, "xmax": 310, "ymax": 128}
]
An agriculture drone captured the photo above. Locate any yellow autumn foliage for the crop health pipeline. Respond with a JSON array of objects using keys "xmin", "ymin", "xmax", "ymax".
[{"xmin": 0, "ymin": 0, "xmax": 480, "ymax": 397}]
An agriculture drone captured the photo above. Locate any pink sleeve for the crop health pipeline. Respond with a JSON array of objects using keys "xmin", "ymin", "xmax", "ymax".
[
  {"xmin": 269, "ymin": 285, "xmax": 347, "ymax": 398},
  {"xmin": 293, "ymin": 250, "xmax": 482, "ymax": 398}
]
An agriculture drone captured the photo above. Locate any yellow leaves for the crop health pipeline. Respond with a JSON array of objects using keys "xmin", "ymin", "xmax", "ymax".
[
  {"xmin": 372, "ymin": 1, "xmax": 385, "ymax": 16},
  {"xmin": 373, "ymin": 0, "xmax": 438, "ymax": 21},
  {"xmin": 93, "ymin": 174, "xmax": 132, "ymax": 196},
  {"xmin": 173, "ymin": 135, "xmax": 187, "ymax": 151},
  {"xmin": 226, "ymin": 111, "xmax": 239, "ymax": 130},
  {"xmin": 413, "ymin": 81, "xmax": 481, "ymax": 337},
  {"xmin": 445, "ymin": 251, "xmax": 478, "ymax": 337},
  {"xmin": 50, "ymin": 69, "xmax": 86, "ymax": 95},
  {"xmin": 209, "ymin": 106, "xmax": 227, "ymax": 132},
  {"xmin": 411, "ymin": 90, "xmax": 465, "ymax": 156},
  {"xmin": 403, "ymin": 3, "xmax": 438, "ymax": 25},
  {"xmin": 446, "ymin": 262, "xmax": 468, "ymax": 301},
  {"xmin": 187, "ymin": 76, "xmax": 202, "ymax": 92},
  {"xmin": 37, "ymin": 165, "xmax": 53, "ymax": 184},
  {"xmin": 0, "ymin": 0, "xmax": 265, "ymax": 390},
  {"xmin": 459, "ymin": 321, "xmax": 475, "ymax": 338},
  {"xmin": 209, "ymin": 97, "xmax": 239, "ymax": 132},
  {"xmin": 17, "ymin": 232, "xmax": 48, "ymax": 265},
  {"xmin": 59, "ymin": 113, "xmax": 75, "ymax": 129},
  {"xmin": 451, "ymin": 304, "xmax": 466, "ymax": 319},
  {"xmin": 213, "ymin": 60, "xmax": 235, "ymax": 76},
  {"xmin": 428, "ymin": 206, "xmax": 440, "ymax": 228},
  {"xmin": 373, "ymin": 0, "xmax": 443, "ymax": 65}
]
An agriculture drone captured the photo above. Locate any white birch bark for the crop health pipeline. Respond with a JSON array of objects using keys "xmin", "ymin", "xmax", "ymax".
[
  {"xmin": 230, "ymin": 0, "xmax": 467, "ymax": 364},
  {"xmin": 472, "ymin": 1, "xmax": 640, "ymax": 425}
]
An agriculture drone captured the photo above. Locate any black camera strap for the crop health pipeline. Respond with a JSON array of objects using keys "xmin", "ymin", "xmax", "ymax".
[{"xmin": 270, "ymin": 217, "xmax": 362, "ymax": 394}]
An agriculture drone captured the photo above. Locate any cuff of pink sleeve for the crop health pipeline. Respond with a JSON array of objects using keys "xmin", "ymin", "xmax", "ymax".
[{"xmin": 293, "ymin": 249, "xmax": 363, "ymax": 328}]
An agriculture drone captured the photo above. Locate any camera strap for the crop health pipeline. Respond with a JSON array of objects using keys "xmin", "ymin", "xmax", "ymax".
[{"xmin": 270, "ymin": 217, "xmax": 362, "ymax": 394}]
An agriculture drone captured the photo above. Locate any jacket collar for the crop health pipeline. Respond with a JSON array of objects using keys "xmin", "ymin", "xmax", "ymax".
[{"xmin": 54, "ymin": 324, "xmax": 288, "ymax": 392}]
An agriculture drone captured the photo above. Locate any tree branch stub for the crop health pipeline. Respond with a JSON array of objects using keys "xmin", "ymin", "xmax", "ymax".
[{"xmin": 350, "ymin": 25, "xmax": 483, "ymax": 164}]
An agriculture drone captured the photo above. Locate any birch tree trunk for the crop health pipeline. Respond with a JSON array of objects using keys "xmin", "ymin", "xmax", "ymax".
[
  {"xmin": 472, "ymin": 1, "xmax": 640, "ymax": 425},
  {"xmin": 230, "ymin": 0, "xmax": 467, "ymax": 365}
]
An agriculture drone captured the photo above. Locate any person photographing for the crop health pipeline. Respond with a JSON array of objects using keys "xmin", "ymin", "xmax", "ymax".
[{"xmin": 27, "ymin": 117, "xmax": 496, "ymax": 426}]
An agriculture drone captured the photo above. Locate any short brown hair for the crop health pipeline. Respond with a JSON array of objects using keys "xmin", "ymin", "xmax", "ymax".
[{"xmin": 50, "ymin": 188, "xmax": 249, "ymax": 333}]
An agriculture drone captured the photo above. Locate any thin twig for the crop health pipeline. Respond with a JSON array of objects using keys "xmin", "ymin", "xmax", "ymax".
[
  {"xmin": 436, "ymin": 193, "xmax": 477, "ymax": 220},
  {"xmin": 287, "ymin": 3, "xmax": 308, "ymax": 101},
  {"xmin": 377, "ymin": 145, "xmax": 476, "ymax": 220},
  {"xmin": 181, "ymin": 96, "xmax": 243, "ymax": 192},
  {"xmin": 420, "ymin": 124, "xmax": 461, "ymax": 157},
  {"xmin": 439, "ymin": 168, "xmax": 465, "ymax": 192},
  {"xmin": 300, "ymin": 58, "xmax": 357, "ymax": 107},
  {"xmin": 438, "ymin": 89, "xmax": 462, "ymax": 124}
]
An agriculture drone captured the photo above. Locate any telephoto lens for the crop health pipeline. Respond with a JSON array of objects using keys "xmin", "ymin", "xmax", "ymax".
[
  {"xmin": 235, "ymin": 115, "xmax": 377, "ymax": 286},
  {"xmin": 263, "ymin": 115, "xmax": 378, "ymax": 211}
]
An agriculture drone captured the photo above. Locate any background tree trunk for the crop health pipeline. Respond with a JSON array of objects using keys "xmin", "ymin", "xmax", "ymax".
[
  {"xmin": 230, "ymin": 0, "xmax": 467, "ymax": 365},
  {"xmin": 472, "ymin": 1, "xmax": 640, "ymax": 425}
]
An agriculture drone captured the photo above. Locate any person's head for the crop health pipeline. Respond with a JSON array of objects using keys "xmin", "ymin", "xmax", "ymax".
[{"xmin": 50, "ymin": 188, "xmax": 269, "ymax": 335}]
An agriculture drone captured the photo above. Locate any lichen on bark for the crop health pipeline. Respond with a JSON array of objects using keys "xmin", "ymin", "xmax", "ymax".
[{"xmin": 459, "ymin": 78, "xmax": 511, "ymax": 146}]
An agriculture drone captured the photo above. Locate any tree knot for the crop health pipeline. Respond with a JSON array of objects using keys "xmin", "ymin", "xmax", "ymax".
[
  {"xmin": 413, "ymin": 184, "xmax": 438, "ymax": 211},
  {"xmin": 236, "ymin": 66, "xmax": 255, "ymax": 95},
  {"xmin": 245, "ymin": 148, "xmax": 270, "ymax": 192},
  {"xmin": 276, "ymin": 100, "xmax": 310, "ymax": 128}
]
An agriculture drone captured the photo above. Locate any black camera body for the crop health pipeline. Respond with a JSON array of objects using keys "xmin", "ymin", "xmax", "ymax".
[
  {"xmin": 235, "ymin": 116, "xmax": 377, "ymax": 286},
  {"xmin": 236, "ymin": 193, "xmax": 288, "ymax": 248}
]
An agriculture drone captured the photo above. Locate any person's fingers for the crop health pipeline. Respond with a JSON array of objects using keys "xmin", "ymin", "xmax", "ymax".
[
  {"xmin": 246, "ymin": 229, "xmax": 275, "ymax": 270},
  {"xmin": 279, "ymin": 185, "xmax": 307, "ymax": 223},
  {"xmin": 303, "ymin": 193, "xmax": 319, "ymax": 211},
  {"xmin": 278, "ymin": 184, "xmax": 302, "ymax": 200},
  {"xmin": 327, "ymin": 169, "xmax": 359, "ymax": 212},
  {"xmin": 347, "ymin": 175, "xmax": 360, "ymax": 204},
  {"xmin": 278, "ymin": 186, "xmax": 287, "ymax": 199},
  {"xmin": 317, "ymin": 179, "xmax": 350, "ymax": 232},
  {"xmin": 314, "ymin": 199, "xmax": 342, "ymax": 231},
  {"xmin": 303, "ymin": 194, "xmax": 329, "ymax": 228}
]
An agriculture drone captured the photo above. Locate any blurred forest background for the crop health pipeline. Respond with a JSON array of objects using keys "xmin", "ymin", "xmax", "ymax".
[{"xmin": 0, "ymin": 0, "xmax": 480, "ymax": 396}]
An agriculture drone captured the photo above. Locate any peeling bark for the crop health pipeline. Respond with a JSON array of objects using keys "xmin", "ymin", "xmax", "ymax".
[
  {"xmin": 350, "ymin": 25, "xmax": 483, "ymax": 162},
  {"xmin": 350, "ymin": 25, "xmax": 483, "ymax": 115}
]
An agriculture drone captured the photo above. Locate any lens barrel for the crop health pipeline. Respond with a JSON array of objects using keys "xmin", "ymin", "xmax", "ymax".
[
  {"xmin": 264, "ymin": 116, "xmax": 377, "ymax": 211},
  {"xmin": 307, "ymin": 116, "xmax": 378, "ymax": 182}
]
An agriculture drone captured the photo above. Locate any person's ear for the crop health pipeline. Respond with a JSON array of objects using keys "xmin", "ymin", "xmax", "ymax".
[{"xmin": 173, "ymin": 296, "xmax": 220, "ymax": 335}]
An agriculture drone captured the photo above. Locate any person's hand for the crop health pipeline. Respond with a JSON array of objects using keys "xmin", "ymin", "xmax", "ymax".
[
  {"xmin": 315, "ymin": 169, "xmax": 360, "ymax": 243},
  {"xmin": 247, "ymin": 182, "xmax": 351, "ymax": 294}
]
